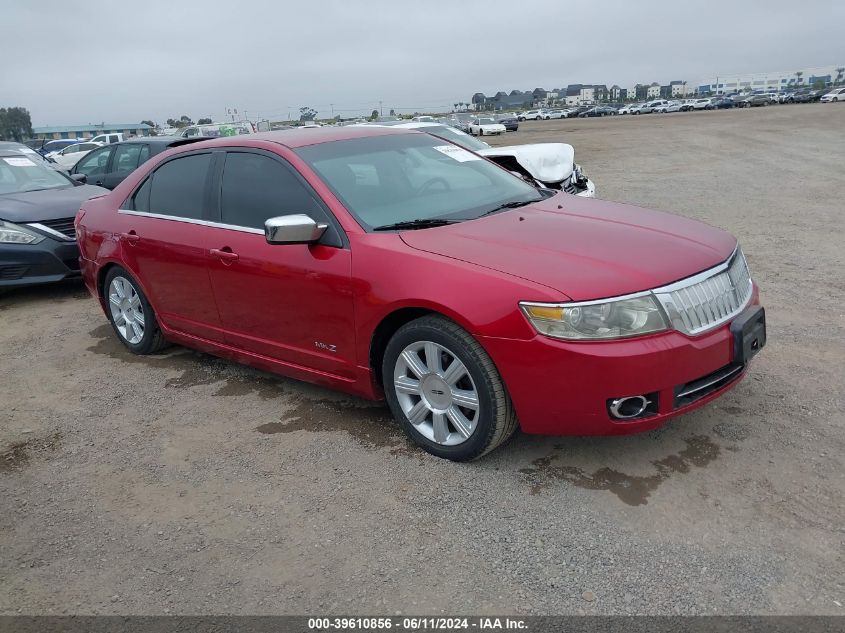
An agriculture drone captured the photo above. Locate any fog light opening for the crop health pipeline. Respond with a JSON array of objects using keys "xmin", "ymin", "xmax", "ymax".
[{"xmin": 609, "ymin": 395, "xmax": 650, "ymax": 419}]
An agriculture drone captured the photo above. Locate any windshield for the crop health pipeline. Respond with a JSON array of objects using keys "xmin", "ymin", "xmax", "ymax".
[
  {"xmin": 477, "ymin": 118, "xmax": 495, "ymax": 125},
  {"xmin": 198, "ymin": 124, "xmax": 252, "ymax": 137},
  {"xmin": 296, "ymin": 134, "xmax": 541, "ymax": 231},
  {"xmin": 0, "ymin": 155, "xmax": 72, "ymax": 194},
  {"xmin": 419, "ymin": 125, "xmax": 489, "ymax": 151}
]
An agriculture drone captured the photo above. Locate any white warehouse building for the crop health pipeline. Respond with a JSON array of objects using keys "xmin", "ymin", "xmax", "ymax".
[{"xmin": 696, "ymin": 64, "xmax": 845, "ymax": 94}]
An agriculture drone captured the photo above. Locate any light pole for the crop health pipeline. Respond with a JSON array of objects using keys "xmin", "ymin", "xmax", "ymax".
[{"xmin": 379, "ymin": 100, "xmax": 383, "ymax": 116}]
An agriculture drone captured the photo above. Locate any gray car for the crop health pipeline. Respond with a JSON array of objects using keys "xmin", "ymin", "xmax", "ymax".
[{"xmin": 0, "ymin": 148, "xmax": 107, "ymax": 290}]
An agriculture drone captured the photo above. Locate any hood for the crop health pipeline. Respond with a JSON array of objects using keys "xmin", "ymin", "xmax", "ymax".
[
  {"xmin": 0, "ymin": 184, "xmax": 109, "ymax": 223},
  {"xmin": 399, "ymin": 194, "xmax": 737, "ymax": 301},
  {"xmin": 478, "ymin": 143, "xmax": 574, "ymax": 184}
]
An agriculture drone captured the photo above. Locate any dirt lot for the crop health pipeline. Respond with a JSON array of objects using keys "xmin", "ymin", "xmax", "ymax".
[{"xmin": 2, "ymin": 104, "xmax": 843, "ymax": 615}]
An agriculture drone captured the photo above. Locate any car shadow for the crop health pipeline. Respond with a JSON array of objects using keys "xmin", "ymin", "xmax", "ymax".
[
  {"xmin": 0, "ymin": 279, "xmax": 88, "ymax": 310},
  {"xmin": 82, "ymin": 318, "xmax": 747, "ymax": 505}
]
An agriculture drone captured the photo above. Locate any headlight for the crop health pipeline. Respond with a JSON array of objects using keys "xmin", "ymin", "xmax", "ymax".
[
  {"xmin": 0, "ymin": 220, "xmax": 45, "ymax": 245},
  {"xmin": 520, "ymin": 294, "xmax": 669, "ymax": 340}
]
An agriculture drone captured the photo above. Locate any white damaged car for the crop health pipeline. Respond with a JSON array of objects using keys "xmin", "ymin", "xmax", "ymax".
[{"xmin": 362, "ymin": 121, "xmax": 595, "ymax": 197}]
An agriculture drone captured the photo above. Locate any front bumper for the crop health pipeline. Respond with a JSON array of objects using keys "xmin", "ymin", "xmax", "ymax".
[
  {"xmin": 480, "ymin": 289, "xmax": 761, "ymax": 436},
  {"xmin": 0, "ymin": 239, "xmax": 81, "ymax": 289},
  {"xmin": 573, "ymin": 178, "xmax": 596, "ymax": 198}
]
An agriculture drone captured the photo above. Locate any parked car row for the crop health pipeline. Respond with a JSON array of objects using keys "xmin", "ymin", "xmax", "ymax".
[{"xmin": 467, "ymin": 87, "xmax": 844, "ymax": 123}]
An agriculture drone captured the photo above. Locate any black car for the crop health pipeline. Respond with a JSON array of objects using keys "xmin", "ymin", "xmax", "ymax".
[
  {"xmin": 0, "ymin": 148, "xmax": 108, "ymax": 290},
  {"xmin": 68, "ymin": 136, "xmax": 204, "ymax": 189},
  {"xmin": 711, "ymin": 98, "xmax": 736, "ymax": 109},
  {"xmin": 578, "ymin": 106, "xmax": 616, "ymax": 118},
  {"xmin": 495, "ymin": 114, "xmax": 519, "ymax": 131}
]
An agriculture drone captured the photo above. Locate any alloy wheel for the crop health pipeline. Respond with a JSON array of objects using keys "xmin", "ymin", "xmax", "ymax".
[
  {"xmin": 108, "ymin": 276, "xmax": 145, "ymax": 344},
  {"xmin": 393, "ymin": 340, "xmax": 480, "ymax": 446}
]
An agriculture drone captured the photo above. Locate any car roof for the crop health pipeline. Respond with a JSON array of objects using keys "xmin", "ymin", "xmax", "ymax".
[
  {"xmin": 104, "ymin": 136, "xmax": 207, "ymax": 148},
  {"xmin": 182, "ymin": 126, "xmax": 416, "ymax": 150}
]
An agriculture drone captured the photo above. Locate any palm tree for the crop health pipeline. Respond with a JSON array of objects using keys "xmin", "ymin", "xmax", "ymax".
[
  {"xmin": 795, "ymin": 71, "xmax": 803, "ymax": 86},
  {"xmin": 835, "ymin": 67, "xmax": 845, "ymax": 86}
]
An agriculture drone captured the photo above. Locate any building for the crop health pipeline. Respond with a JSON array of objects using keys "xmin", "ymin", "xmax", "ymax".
[
  {"xmin": 646, "ymin": 83, "xmax": 661, "ymax": 99},
  {"xmin": 32, "ymin": 123, "xmax": 152, "ymax": 140},
  {"xmin": 470, "ymin": 91, "xmax": 536, "ymax": 111},
  {"xmin": 695, "ymin": 64, "xmax": 845, "ymax": 95},
  {"xmin": 579, "ymin": 86, "xmax": 595, "ymax": 103},
  {"xmin": 670, "ymin": 80, "xmax": 689, "ymax": 97}
]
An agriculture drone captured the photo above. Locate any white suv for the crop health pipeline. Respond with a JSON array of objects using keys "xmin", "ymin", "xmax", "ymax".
[
  {"xmin": 88, "ymin": 133, "xmax": 124, "ymax": 144},
  {"xmin": 690, "ymin": 98, "xmax": 714, "ymax": 110},
  {"xmin": 518, "ymin": 110, "xmax": 544, "ymax": 121}
]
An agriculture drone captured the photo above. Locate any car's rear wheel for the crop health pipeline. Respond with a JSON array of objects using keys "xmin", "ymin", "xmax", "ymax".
[
  {"xmin": 382, "ymin": 315, "xmax": 518, "ymax": 461},
  {"xmin": 103, "ymin": 266, "xmax": 167, "ymax": 354}
]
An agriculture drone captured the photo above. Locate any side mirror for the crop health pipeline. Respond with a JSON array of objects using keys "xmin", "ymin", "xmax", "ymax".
[
  {"xmin": 265, "ymin": 214, "xmax": 327, "ymax": 245},
  {"xmin": 70, "ymin": 173, "xmax": 87, "ymax": 184}
]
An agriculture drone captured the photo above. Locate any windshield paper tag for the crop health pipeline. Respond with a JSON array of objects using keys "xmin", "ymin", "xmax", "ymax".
[
  {"xmin": 432, "ymin": 145, "xmax": 481, "ymax": 162},
  {"xmin": 3, "ymin": 157, "xmax": 37, "ymax": 167}
]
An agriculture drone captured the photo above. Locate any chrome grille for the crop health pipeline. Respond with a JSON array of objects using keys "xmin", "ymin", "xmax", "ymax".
[
  {"xmin": 653, "ymin": 248, "xmax": 753, "ymax": 335},
  {"xmin": 28, "ymin": 217, "xmax": 76, "ymax": 241}
]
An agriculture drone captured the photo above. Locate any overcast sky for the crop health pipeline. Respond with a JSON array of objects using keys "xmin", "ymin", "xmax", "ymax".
[{"xmin": 2, "ymin": 0, "xmax": 842, "ymax": 126}]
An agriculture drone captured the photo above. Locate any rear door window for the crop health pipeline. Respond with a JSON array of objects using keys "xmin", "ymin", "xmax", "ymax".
[
  {"xmin": 147, "ymin": 153, "xmax": 212, "ymax": 219},
  {"xmin": 74, "ymin": 147, "xmax": 113, "ymax": 177},
  {"xmin": 111, "ymin": 144, "xmax": 144, "ymax": 176}
]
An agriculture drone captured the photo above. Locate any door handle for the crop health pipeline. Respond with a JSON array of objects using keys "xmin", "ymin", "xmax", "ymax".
[
  {"xmin": 210, "ymin": 248, "xmax": 239, "ymax": 262},
  {"xmin": 119, "ymin": 231, "xmax": 139, "ymax": 244}
]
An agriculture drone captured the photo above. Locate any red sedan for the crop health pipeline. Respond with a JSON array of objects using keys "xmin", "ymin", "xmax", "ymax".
[{"xmin": 76, "ymin": 127, "xmax": 766, "ymax": 461}]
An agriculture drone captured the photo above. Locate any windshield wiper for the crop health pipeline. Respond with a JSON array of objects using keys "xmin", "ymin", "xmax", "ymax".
[
  {"xmin": 372, "ymin": 218, "xmax": 458, "ymax": 231},
  {"xmin": 479, "ymin": 198, "xmax": 540, "ymax": 218}
]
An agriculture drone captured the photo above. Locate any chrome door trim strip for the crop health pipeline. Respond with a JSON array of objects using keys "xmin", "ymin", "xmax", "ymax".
[{"xmin": 117, "ymin": 209, "xmax": 265, "ymax": 235}]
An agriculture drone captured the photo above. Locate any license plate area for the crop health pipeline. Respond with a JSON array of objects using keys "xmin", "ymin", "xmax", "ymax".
[{"xmin": 731, "ymin": 306, "xmax": 766, "ymax": 364}]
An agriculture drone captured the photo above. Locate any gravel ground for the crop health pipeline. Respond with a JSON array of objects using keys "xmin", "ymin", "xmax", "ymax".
[{"xmin": 1, "ymin": 103, "xmax": 843, "ymax": 615}]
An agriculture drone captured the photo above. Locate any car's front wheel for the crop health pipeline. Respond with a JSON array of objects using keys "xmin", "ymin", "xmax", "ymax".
[
  {"xmin": 103, "ymin": 266, "xmax": 167, "ymax": 354},
  {"xmin": 382, "ymin": 315, "xmax": 518, "ymax": 461}
]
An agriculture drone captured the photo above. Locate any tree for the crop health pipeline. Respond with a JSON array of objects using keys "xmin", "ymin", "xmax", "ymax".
[
  {"xmin": 812, "ymin": 79, "xmax": 825, "ymax": 90},
  {"xmin": 139, "ymin": 120, "xmax": 157, "ymax": 136},
  {"xmin": 179, "ymin": 115, "xmax": 193, "ymax": 125},
  {"xmin": 369, "ymin": 109, "xmax": 379, "ymax": 121},
  {"xmin": 299, "ymin": 107, "xmax": 317, "ymax": 121},
  {"xmin": 0, "ymin": 107, "xmax": 33, "ymax": 141},
  {"xmin": 197, "ymin": 118, "xmax": 212, "ymax": 124},
  {"xmin": 389, "ymin": 109, "xmax": 395, "ymax": 116},
  {"xmin": 835, "ymin": 67, "xmax": 844, "ymax": 86}
]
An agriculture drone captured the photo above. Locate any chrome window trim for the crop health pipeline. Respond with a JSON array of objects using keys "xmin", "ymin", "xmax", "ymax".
[
  {"xmin": 117, "ymin": 209, "xmax": 265, "ymax": 235},
  {"xmin": 26, "ymin": 222, "xmax": 75, "ymax": 242}
]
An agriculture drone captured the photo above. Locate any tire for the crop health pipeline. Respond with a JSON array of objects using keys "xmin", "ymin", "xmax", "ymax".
[
  {"xmin": 382, "ymin": 315, "xmax": 518, "ymax": 461},
  {"xmin": 103, "ymin": 266, "xmax": 168, "ymax": 355}
]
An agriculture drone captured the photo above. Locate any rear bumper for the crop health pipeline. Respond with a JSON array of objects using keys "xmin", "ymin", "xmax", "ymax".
[
  {"xmin": 0, "ymin": 240, "xmax": 81, "ymax": 289},
  {"xmin": 480, "ymin": 291, "xmax": 761, "ymax": 436}
]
